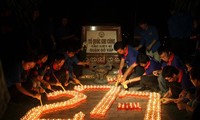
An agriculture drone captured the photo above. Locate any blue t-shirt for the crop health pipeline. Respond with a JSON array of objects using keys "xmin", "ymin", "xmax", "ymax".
[
  {"xmin": 121, "ymin": 45, "xmax": 138, "ymax": 67},
  {"xmin": 139, "ymin": 25, "xmax": 161, "ymax": 52},
  {"xmin": 145, "ymin": 57, "xmax": 161, "ymax": 75},
  {"xmin": 64, "ymin": 53, "xmax": 79, "ymax": 79},
  {"xmin": 161, "ymin": 53, "xmax": 186, "ymax": 71}
]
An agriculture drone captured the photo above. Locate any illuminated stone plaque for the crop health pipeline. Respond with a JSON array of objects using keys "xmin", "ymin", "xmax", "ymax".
[{"xmin": 82, "ymin": 26, "xmax": 121, "ymax": 64}]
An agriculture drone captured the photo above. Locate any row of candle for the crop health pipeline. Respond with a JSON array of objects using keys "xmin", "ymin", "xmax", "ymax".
[
  {"xmin": 38, "ymin": 111, "xmax": 85, "ymax": 120},
  {"xmin": 21, "ymin": 90, "xmax": 87, "ymax": 120},
  {"xmin": 74, "ymin": 85, "xmax": 112, "ymax": 92},
  {"xmin": 90, "ymin": 86, "xmax": 121, "ymax": 118},
  {"xmin": 118, "ymin": 90, "xmax": 161, "ymax": 120},
  {"xmin": 117, "ymin": 102, "xmax": 142, "ymax": 111},
  {"xmin": 106, "ymin": 75, "xmax": 117, "ymax": 82},
  {"xmin": 118, "ymin": 89, "xmax": 150, "ymax": 98},
  {"xmin": 144, "ymin": 92, "xmax": 161, "ymax": 120}
]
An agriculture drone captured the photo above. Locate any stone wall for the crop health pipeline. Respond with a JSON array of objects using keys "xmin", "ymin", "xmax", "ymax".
[{"xmin": 0, "ymin": 59, "xmax": 10, "ymax": 119}]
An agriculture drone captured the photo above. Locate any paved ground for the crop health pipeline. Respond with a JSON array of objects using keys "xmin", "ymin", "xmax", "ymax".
[{"xmin": 1, "ymin": 67, "xmax": 192, "ymax": 120}]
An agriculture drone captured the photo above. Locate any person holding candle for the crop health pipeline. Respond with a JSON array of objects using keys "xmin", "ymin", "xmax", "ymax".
[
  {"xmin": 30, "ymin": 50, "xmax": 52, "ymax": 92},
  {"xmin": 153, "ymin": 46, "xmax": 188, "ymax": 96},
  {"xmin": 174, "ymin": 67, "xmax": 200, "ymax": 116},
  {"xmin": 122, "ymin": 53, "xmax": 161, "ymax": 91},
  {"xmin": 114, "ymin": 41, "xmax": 144, "ymax": 87},
  {"xmin": 161, "ymin": 65, "xmax": 195, "ymax": 104},
  {"xmin": 135, "ymin": 19, "xmax": 161, "ymax": 62},
  {"xmin": 64, "ymin": 46, "xmax": 89, "ymax": 86},
  {"xmin": 2, "ymin": 53, "xmax": 41, "ymax": 103},
  {"xmin": 44, "ymin": 53, "xmax": 69, "ymax": 89}
]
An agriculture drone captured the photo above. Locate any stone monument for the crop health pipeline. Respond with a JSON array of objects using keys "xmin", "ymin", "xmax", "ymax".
[{"xmin": 81, "ymin": 26, "xmax": 121, "ymax": 84}]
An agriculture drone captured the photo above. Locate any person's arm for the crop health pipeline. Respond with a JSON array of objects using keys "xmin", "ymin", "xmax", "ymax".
[
  {"xmin": 120, "ymin": 62, "xmax": 138, "ymax": 83},
  {"xmin": 135, "ymin": 44, "xmax": 143, "ymax": 51},
  {"xmin": 147, "ymin": 26, "xmax": 159, "ymax": 51},
  {"xmin": 163, "ymin": 88, "xmax": 172, "ymax": 98},
  {"xmin": 123, "ymin": 76, "xmax": 141, "ymax": 85},
  {"xmin": 118, "ymin": 58, "xmax": 125, "ymax": 75},
  {"xmin": 15, "ymin": 83, "xmax": 41, "ymax": 100},
  {"xmin": 77, "ymin": 61, "xmax": 90, "ymax": 66},
  {"xmin": 176, "ymin": 101, "xmax": 194, "ymax": 112},
  {"xmin": 147, "ymin": 39, "xmax": 157, "ymax": 51},
  {"xmin": 39, "ymin": 79, "xmax": 51, "ymax": 90}
]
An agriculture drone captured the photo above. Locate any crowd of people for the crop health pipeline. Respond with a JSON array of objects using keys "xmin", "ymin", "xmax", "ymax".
[{"xmin": 113, "ymin": 16, "xmax": 200, "ymax": 119}]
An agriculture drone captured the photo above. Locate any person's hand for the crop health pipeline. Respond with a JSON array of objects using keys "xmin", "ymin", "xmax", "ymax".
[
  {"xmin": 119, "ymin": 77, "xmax": 126, "ymax": 83},
  {"xmin": 44, "ymin": 83, "xmax": 51, "ymax": 90},
  {"xmin": 179, "ymin": 90, "xmax": 187, "ymax": 98},
  {"xmin": 153, "ymin": 70, "xmax": 160, "ymax": 76},
  {"xmin": 39, "ymin": 88, "xmax": 45, "ymax": 93},
  {"xmin": 146, "ymin": 46, "xmax": 151, "ymax": 51},
  {"xmin": 116, "ymin": 74, "xmax": 123, "ymax": 81},
  {"xmin": 74, "ymin": 78, "xmax": 81, "ymax": 84},
  {"xmin": 55, "ymin": 82, "xmax": 62, "ymax": 86},
  {"xmin": 160, "ymin": 98, "xmax": 175, "ymax": 104},
  {"xmin": 73, "ymin": 78, "xmax": 83, "ymax": 86},
  {"xmin": 122, "ymin": 80, "xmax": 129, "ymax": 86},
  {"xmin": 176, "ymin": 102, "xmax": 187, "ymax": 110},
  {"xmin": 163, "ymin": 90, "xmax": 172, "ymax": 98},
  {"xmin": 174, "ymin": 98, "xmax": 183, "ymax": 103},
  {"xmin": 33, "ymin": 93, "xmax": 41, "ymax": 100},
  {"xmin": 135, "ymin": 47, "xmax": 139, "ymax": 51}
]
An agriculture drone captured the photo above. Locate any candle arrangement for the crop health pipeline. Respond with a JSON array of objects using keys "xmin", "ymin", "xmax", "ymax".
[
  {"xmin": 21, "ymin": 85, "xmax": 161, "ymax": 120},
  {"xmin": 21, "ymin": 90, "xmax": 87, "ymax": 120},
  {"xmin": 74, "ymin": 85, "xmax": 112, "ymax": 92},
  {"xmin": 118, "ymin": 90, "xmax": 161, "ymax": 120},
  {"xmin": 117, "ymin": 102, "xmax": 142, "ymax": 111},
  {"xmin": 90, "ymin": 86, "xmax": 121, "ymax": 118},
  {"xmin": 118, "ymin": 90, "xmax": 150, "ymax": 98},
  {"xmin": 106, "ymin": 75, "xmax": 117, "ymax": 83},
  {"xmin": 144, "ymin": 92, "xmax": 161, "ymax": 120}
]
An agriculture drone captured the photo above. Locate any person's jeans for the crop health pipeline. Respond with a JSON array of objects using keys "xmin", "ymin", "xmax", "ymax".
[{"xmin": 158, "ymin": 74, "xmax": 168, "ymax": 94}]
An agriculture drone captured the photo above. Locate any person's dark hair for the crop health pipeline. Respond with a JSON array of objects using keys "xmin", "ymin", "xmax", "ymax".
[
  {"xmin": 138, "ymin": 17, "xmax": 149, "ymax": 25},
  {"xmin": 54, "ymin": 53, "xmax": 65, "ymax": 61},
  {"xmin": 66, "ymin": 46, "xmax": 76, "ymax": 53},
  {"xmin": 114, "ymin": 41, "xmax": 126, "ymax": 51},
  {"xmin": 37, "ymin": 49, "xmax": 48, "ymax": 60},
  {"xmin": 23, "ymin": 52, "xmax": 37, "ymax": 62},
  {"xmin": 162, "ymin": 65, "xmax": 179, "ymax": 78},
  {"xmin": 158, "ymin": 46, "xmax": 170, "ymax": 55},
  {"xmin": 136, "ymin": 53, "xmax": 150, "ymax": 64},
  {"xmin": 184, "ymin": 56, "xmax": 196, "ymax": 68},
  {"xmin": 189, "ymin": 67, "xmax": 200, "ymax": 81}
]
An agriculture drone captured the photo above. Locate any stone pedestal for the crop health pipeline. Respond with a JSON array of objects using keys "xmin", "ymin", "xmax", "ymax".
[{"xmin": 89, "ymin": 62, "xmax": 112, "ymax": 84}]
